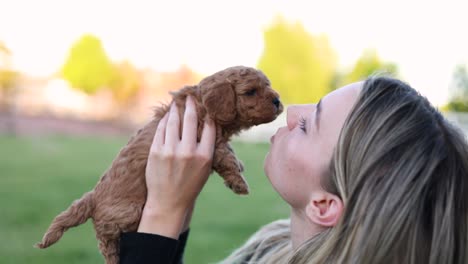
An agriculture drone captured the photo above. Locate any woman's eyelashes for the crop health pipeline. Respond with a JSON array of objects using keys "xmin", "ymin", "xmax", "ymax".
[{"xmin": 299, "ymin": 116, "xmax": 307, "ymax": 132}]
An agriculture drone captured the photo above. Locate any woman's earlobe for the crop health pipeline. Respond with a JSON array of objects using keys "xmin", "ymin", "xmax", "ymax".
[{"xmin": 305, "ymin": 193, "xmax": 343, "ymax": 227}]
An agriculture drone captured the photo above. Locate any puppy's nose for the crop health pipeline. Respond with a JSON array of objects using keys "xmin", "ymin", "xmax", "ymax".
[{"xmin": 272, "ymin": 97, "xmax": 281, "ymax": 108}]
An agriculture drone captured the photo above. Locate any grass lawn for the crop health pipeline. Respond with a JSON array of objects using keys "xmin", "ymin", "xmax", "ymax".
[{"xmin": 0, "ymin": 134, "xmax": 288, "ymax": 263}]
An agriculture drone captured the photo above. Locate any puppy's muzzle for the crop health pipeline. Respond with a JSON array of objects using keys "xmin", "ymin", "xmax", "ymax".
[
  {"xmin": 272, "ymin": 97, "xmax": 281, "ymax": 107},
  {"xmin": 272, "ymin": 97, "xmax": 282, "ymax": 113}
]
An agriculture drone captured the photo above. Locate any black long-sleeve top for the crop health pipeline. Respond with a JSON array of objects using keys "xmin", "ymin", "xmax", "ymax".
[{"xmin": 120, "ymin": 230, "xmax": 190, "ymax": 264}]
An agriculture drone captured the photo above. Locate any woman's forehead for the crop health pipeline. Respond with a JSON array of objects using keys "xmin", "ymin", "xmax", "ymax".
[{"xmin": 323, "ymin": 82, "xmax": 362, "ymax": 105}]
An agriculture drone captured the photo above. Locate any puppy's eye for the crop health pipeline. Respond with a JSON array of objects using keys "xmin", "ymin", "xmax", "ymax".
[{"xmin": 245, "ymin": 88, "xmax": 257, "ymax": 96}]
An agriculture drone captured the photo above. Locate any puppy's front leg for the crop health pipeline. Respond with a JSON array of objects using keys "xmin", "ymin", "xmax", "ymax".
[
  {"xmin": 226, "ymin": 143, "xmax": 244, "ymax": 173},
  {"xmin": 212, "ymin": 143, "xmax": 249, "ymax": 195}
]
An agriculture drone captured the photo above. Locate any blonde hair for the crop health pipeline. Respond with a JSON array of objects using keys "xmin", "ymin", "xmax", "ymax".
[
  {"xmin": 221, "ymin": 76, "xmax": 468, "ymax": 263},
  {"xmin": 219, "ymin": 219, "xmax": 291, "ymax": 263}
]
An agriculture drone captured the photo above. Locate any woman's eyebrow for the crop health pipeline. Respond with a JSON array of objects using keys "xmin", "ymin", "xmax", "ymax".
[{"xmin": 315, "ymin": 99, "xmax": 322, "ymax": 131}]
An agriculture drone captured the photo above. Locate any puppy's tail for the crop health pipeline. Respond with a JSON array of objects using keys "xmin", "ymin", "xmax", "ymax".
[{"xmin": 35, "ymin": 191, "xmax": 95, "ymax": 249}]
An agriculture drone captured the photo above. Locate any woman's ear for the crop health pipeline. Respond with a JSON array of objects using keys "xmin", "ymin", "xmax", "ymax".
[
  {"xmin": 200, "ymin": 81, "xmax": 237, "ymax": 123},
  {"xmin": 305, "ymin": 192, "xmax": 343, "ymax": 227}
]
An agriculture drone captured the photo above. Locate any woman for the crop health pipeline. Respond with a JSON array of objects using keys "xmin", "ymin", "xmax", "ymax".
[{"xmin": 120, "ymin": 76, "xmax": 468, "ymax": 263}]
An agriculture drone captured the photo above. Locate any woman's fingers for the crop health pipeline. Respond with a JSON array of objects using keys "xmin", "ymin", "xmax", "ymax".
[
  {"xmin": 151, "ymin": 99, "xmax": 214, "ymax": 160},
  {"xmin": 182, "ymin": 96, "xmax": 198, "ymax": 146},
  {"xmin": 151, "ymin": 112, "xmax": 169, "ymax": 152},
  {"xmin": 199, "ymin": 118, "xmax": 216, "ymax": 156},
  {"xmin": 165, "ymin": 103, "xmax": 180, "ymax": 147}
]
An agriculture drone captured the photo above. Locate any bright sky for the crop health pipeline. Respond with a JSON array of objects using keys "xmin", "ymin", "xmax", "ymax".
[{"xmin": 1, "ymin": 0, "xmax": 467, "ymax": 105}]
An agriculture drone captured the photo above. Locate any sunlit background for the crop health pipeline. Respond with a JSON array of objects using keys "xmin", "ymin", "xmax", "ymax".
[
  {"xmin": 2, "ymin": 0, "xmax": 468, "ymax": 263},
  {"xmin": 1, "ymin": 0, "xmax": 468, "ymax": 127}
]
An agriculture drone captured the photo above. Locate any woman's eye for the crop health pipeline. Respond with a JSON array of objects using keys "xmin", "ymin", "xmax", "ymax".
[
  {"xmin": 299, "ymin": 116, "xmax": 307, "ymax": 132},
  {"xmin": 245, "ymin": 88, "xmax": 257, "ymax": 96}
]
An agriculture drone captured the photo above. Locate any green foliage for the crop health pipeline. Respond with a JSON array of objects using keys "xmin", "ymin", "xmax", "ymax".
[
  {"xmin": 342, "ymin": 49, "xmax": 398, "ymax": 85},
  {"xmin": 0, "ymin": 41, "xmax": 18, "ymax": 92},
  {"xmin": 61, "ymin": 34, "xmax": 116, "ymax": 94},
  {"xmin": 257, "ymin": 17, "xmax": 337, "ymax": 104},
  {"xmin": 0, "ymin": 70, "xmax": 18, "ymax": 91},
  {"xmin": 445, "ymin": 64, "xmax": 468, "ymax": 112},
  {"xmin": 109, "ymin": 61, "xmax": 141, "ymax": 104},
  {"xmin": 444, "ymin": 100, "xmax": 468, "ymax": 112}
]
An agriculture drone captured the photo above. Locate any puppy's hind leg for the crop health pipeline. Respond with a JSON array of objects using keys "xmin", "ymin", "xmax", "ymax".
[
  {"xmin": 96, "ymin": 224, "xmax": 121, "ymax": 264},
  {"xmin": 36, "ymin": 191, "xmax": 95, "ymax": 248},
  {"xmin": 98, "ymin": 238, "xmax": 120, "ymax": 264}
]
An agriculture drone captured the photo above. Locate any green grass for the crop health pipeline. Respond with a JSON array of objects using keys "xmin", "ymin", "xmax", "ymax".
[{"xmin": 0, "ymin": 134, "xmax": 288, "ymax": 263}]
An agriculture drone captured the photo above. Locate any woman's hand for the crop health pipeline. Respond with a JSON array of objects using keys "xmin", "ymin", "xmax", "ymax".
[{"xmin": 138, "ymin": 96, "xmax": 216, "ymax": 238}]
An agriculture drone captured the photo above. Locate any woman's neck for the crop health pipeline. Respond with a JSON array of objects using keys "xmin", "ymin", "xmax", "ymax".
[{"xmin": 290, "ymin": 207, "xmax": 325, "ymax": 250}]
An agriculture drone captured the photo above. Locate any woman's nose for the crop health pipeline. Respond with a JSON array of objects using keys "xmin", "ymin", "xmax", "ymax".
[
  {"xmin": 287, "ymin": 106, "xmax": 297, "ymax": 130},
  {"xmin": 287, "ymin": 104, "xmax": 315, "ymax": 131}
]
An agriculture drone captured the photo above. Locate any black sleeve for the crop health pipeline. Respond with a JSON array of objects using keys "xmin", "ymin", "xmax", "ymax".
[
  {"xmin": 173, "ymin": 230, "xmax": 190, "ymax": 264},
  {"xmin": 119, "ymin": 230, "xmax": 190, "ymax": 264}
]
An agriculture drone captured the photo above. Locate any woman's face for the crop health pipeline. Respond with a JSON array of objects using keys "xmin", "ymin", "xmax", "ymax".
[{"xmin": 264, "ymin": 82, "xmax": 362, "ymax": 209}]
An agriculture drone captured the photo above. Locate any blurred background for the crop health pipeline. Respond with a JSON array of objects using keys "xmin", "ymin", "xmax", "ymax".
[{"xmin": 1, "ymin": 0, "xmax": 468, "ymax": 263}]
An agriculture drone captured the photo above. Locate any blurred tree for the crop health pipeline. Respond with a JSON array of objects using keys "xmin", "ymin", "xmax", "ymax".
[
  {"xmin": 342, "ymin": 49, "xmax": 398, "ymax": 85},
  {"xmin": 109, "ymin": 61, "xmax": 142, "ymax": 104},
  {"xmin": 0, "ymin": 69, "xmax": 17, "ymax": 96},
  {"xmin": 161, "ymin": 65, "xmax": 202, "ymax": 91},
  {"xmin": 0, "ymin": 41, "xmax": 17, "ymax": 93},
  {"xmin": 0, "ymin": 41, "xmax": 19, "ymax": 135},
  {"xmin": 445, "ymin": 64, "xmax": 468, "ymax": 112},
  {"xmin": 257, "ymin": 16, "xmax": 337, "ymax": 104},
  {"xmin": 61, "ymin": 34, "xmax": 116, "ymax": 94}
]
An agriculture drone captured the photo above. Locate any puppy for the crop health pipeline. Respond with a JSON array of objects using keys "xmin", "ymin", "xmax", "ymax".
[{"xmin": 36, "ymin": 66, "xmax": 283, "ymax": 264}]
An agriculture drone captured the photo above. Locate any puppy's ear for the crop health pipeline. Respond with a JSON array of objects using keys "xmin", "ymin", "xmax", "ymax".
[{"xmin": 201, "ymin": 81, "xmax": 237, "ymax": 123}]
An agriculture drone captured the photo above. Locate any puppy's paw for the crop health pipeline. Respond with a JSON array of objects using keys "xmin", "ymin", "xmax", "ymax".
[{"xmin": 225, "ymin": 176, "xmax": 249, "ymax": 195}]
